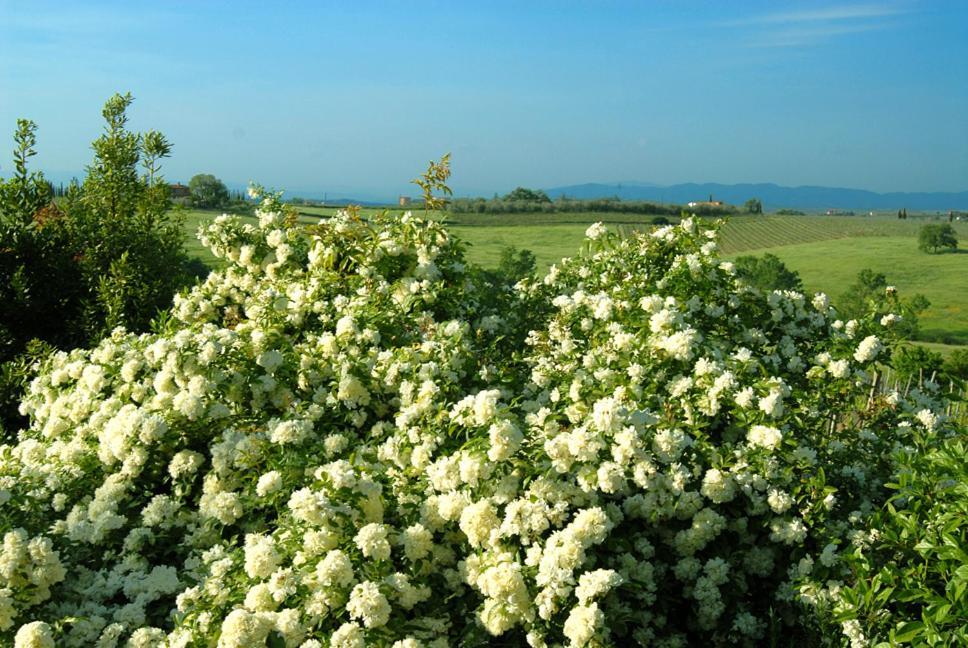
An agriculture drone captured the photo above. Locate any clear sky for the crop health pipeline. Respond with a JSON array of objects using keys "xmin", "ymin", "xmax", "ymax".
[{"xmin": 1, "ymin": 1, "xmax": 966, "ymax": 199}]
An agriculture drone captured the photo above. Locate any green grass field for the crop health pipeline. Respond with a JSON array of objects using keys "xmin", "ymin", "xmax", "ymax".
[
  {"xmin": 743, "ymin": 237, "xmax": 967, "ymax": 345},
  {"xmin": 180, "ymin": 208, "xmax": 967, "ymax": 344}
]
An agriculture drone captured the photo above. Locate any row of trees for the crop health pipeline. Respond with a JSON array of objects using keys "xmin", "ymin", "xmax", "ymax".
[
  {"xmin": 449, "ymin": 189, "xmax": 739, "ymax": 216},
  {"xmin": 0, "ymin": 93, "xmax": 201, "ymax": 433}
]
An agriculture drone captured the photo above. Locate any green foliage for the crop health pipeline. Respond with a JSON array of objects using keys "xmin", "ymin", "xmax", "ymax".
[
  {"xmin": 812, "ymin": 432, "xmax": 968, "ymax": 645},
  {"xmin": 64, "ymin": 92, "xmax": 195, "ymax": 341},
  {"xmin": 504, "ymin": 187, "xmax": 551, "ymax": 203},
  {"xmin": 412, "ymin": 153, "xmax": 453, "ymax": 211},
  {"xmin": 838, "ymin": 269, "xmax": 929, "ymax": 339},
  {"xmin": 744, "ymin": 198, "xmax": 763, "ymax": 214},
  {"xmin": 496, "ymin": 245, "xmax": 536, "ymax": 284},
  {"xmin": 0, "ymin": 119, "xmax": 51, "ymax": 230},
  {"xmin": 188, "ymin": 173, "xmax": 230, "ymax": 208},
  {"xmin": 0, "ymin": 93, "xmax": 196, "ymax": 436},
  {"xmin": 82, "ymin": 92, "xmax": 143, "ymax": 221},
  {"xmin": 918, "ymin": 223, "xmax": 958, "ymax": 253},
  {"xmin": 891, "ymin": 345, "xmax": 945, "ymax": 385},
  {"xmin": 943, "ymin": 348, "xmax": 968, "ymax": 382},
  {"xmin": 733, "ymin": 253, "xmax": 803, "ymax": 292},
  {"xmin": 775, "ymin": 208, "xmax": 805, "ymax": 215}
]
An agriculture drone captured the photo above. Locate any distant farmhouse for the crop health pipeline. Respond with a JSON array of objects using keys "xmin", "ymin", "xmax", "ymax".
[
  {"xmin": 169, "ymin": 183, "xmax": 191, "ymax": 202},
  {"xmin": 398, "ymin": 196, "xmax": 412, "ymax": 207},
  {"xmin": 687, "ymin": 200, "xmax": 723, "ymax": 208}
]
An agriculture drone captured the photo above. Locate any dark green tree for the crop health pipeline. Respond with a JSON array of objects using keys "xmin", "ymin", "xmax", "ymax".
[
  {"xmin": 917, "ymin": 223, "xmax": 958, "ymax": 253},
  {"xmin": 733, "ymin": 253, "xmax": 803, "ymax": 292},
  {"xmin": 188, "ymin": 173, "xmax": 230, "ymax": 208},
  {"xmin": 504, "ymin": 187, "xmax": 551, "ymax": 203},
  {"xmin": 743, "ymin": 198, "xmax": 763, "ymax": 214},
  {"xmin": 497, "ymin": 246, "xmax": 537, "ymax": 284}
]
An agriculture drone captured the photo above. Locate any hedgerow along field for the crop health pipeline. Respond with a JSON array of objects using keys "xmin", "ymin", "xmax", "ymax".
[{"xmin": 182, "ymin": 209, "xmax": 968, "ymax": 347}]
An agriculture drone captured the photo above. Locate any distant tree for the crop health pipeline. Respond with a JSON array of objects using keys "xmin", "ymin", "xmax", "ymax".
[
  {"xmin": 189, "ymin": 173, "xmax": 230, "ymax": 208},
  {"xmin": 917, "ymin": 223, "xmax": 958, "ymax": 254},
  {"xmin": 743, "ymin": 198, "xmax": 763, "ymax": 214},
  {"xmin": 652, "ymin": 216, "xmax": 671, "ymax": 225},
  {"xmin": 733, "ymin": 253, "xmax": 803, "ymax": 292},
  {"xmin": 776, "ymin": 208, "xmax": 805, "ymax": 216},
  {"xmin": 504, "ymin": 187, "xmax": 551, "ymax": 203}
]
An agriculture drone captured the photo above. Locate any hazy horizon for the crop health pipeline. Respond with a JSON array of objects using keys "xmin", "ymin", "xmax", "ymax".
[{"xmin": 2, "ymin": 1, "xmax": 966, "ymax": 198}]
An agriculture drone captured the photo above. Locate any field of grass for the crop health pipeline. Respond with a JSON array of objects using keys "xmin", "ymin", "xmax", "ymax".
[
  {"xmin": 746, "ymin": 237, "xmax": 967, "ymax": 345},
  {"xmin": 180, "ymin": 208, "xmax": 967, "ymax": 343}
]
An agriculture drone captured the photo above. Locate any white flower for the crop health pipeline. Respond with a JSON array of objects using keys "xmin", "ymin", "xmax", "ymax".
[
  {"xmin": 346, "ymin": 581, "xmax": 391, "ymax": 628},
  {"xmin": 701, "ymin": 468, "xmax": 737, "ymax": 503},
  {"xmin": 487, "ymin": 419, "xmax": 523, "ymax": 461},
  {"xmin": 564, "ymin": 603, "xmax": 602, "ymax": 646},
  {"xmin": 329, "ymin": 622, "xmax": 365, "ymax": 648},
  {"xmin": 915, "ymin": 408, "xmax": 937, "ymax": 431},
  {"xmin": 585, "ymin": 222, "xmax": 606, "ymax": 240},
  {"xmin": 853, "ymin": 336, "xmax": 882, "ymax": 363},
  {"xmin": 256, "ymin": 471, "xmax": 283, "ymax": 497},
  {"xmin": 827, "ymin": 359, "xmax": 850, "ymax": 378},
  {"xmin": 748, "ymin": 425, "xmax": 783, "ymax": 450},
  {"xmin": 244, "ymin": 534, "xmax": 281, "ymax": 579},
  {"xmin": 459, "ymin": 500, "xmax": 499, "ymax": 548},
  {"xmin": 880, "ymin": 313, "xmax": 901, "ymax": 327},
  {"xmin": 575, "ymin": 569, "xmax": 623, "ymax": 604},
  {"xmin": 355, "ymin": 523, "xmax": 391, "ymax": 561},
  {"xmin": 316, "ymin": 550, "xmax": 355, "ymax": 588},
  {"xmin": 218, "ymin": 609, "xmax": 273, "ymax": 648},
  {"xmin": 257, "ymin": 350, "xmax": 284, "ymax": 372},
  {"xmin": 14, "ymin": 621, "xmax": 55, "ymax": 648},
  {"xmin": 758, "ymin": 390, "xmax": 784, "ymax": 418}
]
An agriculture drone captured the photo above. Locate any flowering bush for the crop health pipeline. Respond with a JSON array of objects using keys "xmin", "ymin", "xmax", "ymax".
[{"xmin": 0, "ymin": 192, "xmax": 958, "ymax": 647}]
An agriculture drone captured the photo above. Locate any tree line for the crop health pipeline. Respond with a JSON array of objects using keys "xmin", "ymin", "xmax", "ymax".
[{"xmin": 449, "ymin": 187, "xmax": 742, "ymax": 216}]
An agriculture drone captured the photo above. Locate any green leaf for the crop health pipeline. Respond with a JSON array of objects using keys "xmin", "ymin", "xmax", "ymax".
[{"xmin": 893, "ymin": 620, "xmax": 925, "ymax": 643}]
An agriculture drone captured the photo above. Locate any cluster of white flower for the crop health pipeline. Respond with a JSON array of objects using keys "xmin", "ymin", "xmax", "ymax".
[{"xmin": 0, "ymin": 203, "xmax": 950, "ymax": 646}]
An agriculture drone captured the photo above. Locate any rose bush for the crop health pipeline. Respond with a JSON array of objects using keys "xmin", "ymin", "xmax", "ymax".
[{"xmin": 0, "ymin": 192, "xmax": 958, "ymax": 647}]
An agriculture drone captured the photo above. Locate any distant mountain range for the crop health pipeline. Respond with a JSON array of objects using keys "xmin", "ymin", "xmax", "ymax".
[{"xmin": 543, "ymin": 182, "xmax": 968, "ymax": 211}]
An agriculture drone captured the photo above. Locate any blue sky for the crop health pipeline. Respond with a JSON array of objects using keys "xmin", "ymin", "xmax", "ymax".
[{"xmin": 1, "ymin": 1, "xmax": 966, "ymax": 199}]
